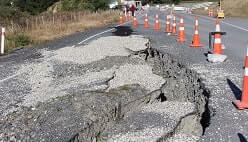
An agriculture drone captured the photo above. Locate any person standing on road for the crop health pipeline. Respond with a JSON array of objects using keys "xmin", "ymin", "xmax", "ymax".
[
  {"xmin": 125, "ymin": 4, "xmax": 129, "ymax": 12},
  {"xmin": 130, "ymin": 4, "xmax": 136, "ymax": 17}
]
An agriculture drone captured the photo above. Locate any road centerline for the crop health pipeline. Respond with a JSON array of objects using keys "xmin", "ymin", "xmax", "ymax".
[{"xmin": 77, "ymin": 13, "xmax": 145, "ymax": 45}]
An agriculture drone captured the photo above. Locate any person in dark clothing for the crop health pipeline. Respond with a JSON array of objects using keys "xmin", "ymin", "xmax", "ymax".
[
  {"xmin": 130, "ymin": 4, "xmax": 136, "ymax": 17},
  {"xmin": 125, "ymin": 4, "xmax": 129, "ymax": 12}
]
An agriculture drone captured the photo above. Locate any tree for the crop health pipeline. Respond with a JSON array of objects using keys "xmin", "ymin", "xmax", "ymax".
[
  {"xmin": 141, "ymin": 0, "xmax": 181, "ymax": 4},
  {"xmin": 61, "ymin": 0, "xmax": 112, "ymax": 11},
  {"xmin": 91, "ymin": 0, "xmax": 111, "ymax": 11},
  {"xmin": 172, "ymin": 0, "xmax": 181, "ymax": 4},
  {"xmin": 14, "ymin": 0, "xmax": 59, "ymax": 15}
]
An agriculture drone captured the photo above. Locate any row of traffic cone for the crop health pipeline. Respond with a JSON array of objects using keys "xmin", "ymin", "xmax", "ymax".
[
  {"xmin": 119, "ymin": 12, "xmax": 134, "ymax": 24},
  {"xmin": 185, "ymin": 11, "xmax": 247, "ymax": 110},
  {"xmin": 142, "ymin": 14, "xmax": 226, "ymax": 60},
  {"xmin": 124, "ymin": 13, "xmax": 202, "ymax": 48},
  {"xmin": 120, "ymin": 12, "xmax": 248, "ymax": 111},
  {"xmin": 121, "ymin": 13, "xmax": 224, "ymax": 56},
  {"xmin": 166, "ymin": 15, "xmax": 202, "ymax": 48},
  {"xmin": 166, "ymin": 16, "xmax": 224, "ymax": 53},
  {"xmin": 143, "ymin": 14, "xmax": 177, "ymax": 35}
]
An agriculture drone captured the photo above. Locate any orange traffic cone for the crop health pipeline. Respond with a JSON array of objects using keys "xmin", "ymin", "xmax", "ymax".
[
  {"xmin": 154, "ymin": 14, "xmax": 160, "ymax": 30},
  {"xmin": 177, "ymin": 16, "xmax": 186, "ymax": 42},
  {"xmin": 171, "ymin": 16, "xmax": 177, "ymax": 35},
  {"xmin": 190, "ymin": 17, "xmax": 202, "ymax": 47},
  {"xmin": 207, "ymin": 19, "xmax": 227, "ymax": 62},
  {"xmin": 208, "ymin": 9, "xmax": 213, "ymax": 17},
  {"xmin": 125, "ymin": 12, "xmax": 128, "ymax": 21},
  {"xmin": 213, "ymin": 20, "xmax": 222, "ymax": 54},
  {"xmin": 165, "ymin": 15, "xmax": 170, "ymax": 33},
  {"xmin": 119, "ymin": 13, "xmax": 124, "ymax": 24},
  {"xmin": 133, "ymin": 13, "xmax": 138, "ymax": 27},
  {"xmin": 233, "ymin": 47, "xmax": 248, "ymax": 109},
  {"xmin": 127, "ymin": 11, "xmax": 131, "ymax": 21},
  {"xmin": 144, "ymin": 13, "xmax": 149, "ymax": 28}
]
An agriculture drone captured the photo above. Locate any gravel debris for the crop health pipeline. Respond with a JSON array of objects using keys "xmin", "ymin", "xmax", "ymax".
[
  {"xmin": 0, "ymin": 27, "xmax": 208, "ymax": 142},
  {"xmin": 107, "ymin": 127, "xmax": 169, "ymax": 142},
  {"xmin": 167, "ymin": 133, "xmax": 199, "ymax": 142},
  {"xmin": 108, "ymin": 64, "xmax": 166, "ymax": 92},
  {"xmin": 141, "ymin": 101, "xmax": 195, "ymax": 119},
  {"xmin": 12, "ymin": 35, "xmax": 149, "ymax": 108},
  {"xmin": 48, "ymin": 35, "xmax": 149, "ymax": 64},
  {"xmin": 103, "ymin": 101, "xmax": 195, "ymax": 142}
]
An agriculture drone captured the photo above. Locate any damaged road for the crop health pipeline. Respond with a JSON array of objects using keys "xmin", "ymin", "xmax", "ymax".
[{"xmin": 0, "ymin": 33, "xmax": 209, "ymax": 141}]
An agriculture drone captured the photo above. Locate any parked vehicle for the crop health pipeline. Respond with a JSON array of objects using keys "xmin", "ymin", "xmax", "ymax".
[{"xmin": 109, "ymin": 0, "xmax": 119, "ymax": 9}]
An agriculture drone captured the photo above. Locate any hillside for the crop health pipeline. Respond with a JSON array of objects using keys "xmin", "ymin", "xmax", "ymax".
[
  {"xmin": 223, "ymin": 0, "xmax": 248, "ymax": 18},
  {"xmin": 0, "ymin": 0, "xmax": 112, "ymax": 19}
]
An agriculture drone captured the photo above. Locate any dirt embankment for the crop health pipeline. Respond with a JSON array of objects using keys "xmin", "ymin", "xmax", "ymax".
[
  {"xmin": 192, "ymin": 0, "xmax": 248, "ymax": 18},
  {"xmin": 223, "ymin": 0, "xmax": 248, "ymax": 18}
]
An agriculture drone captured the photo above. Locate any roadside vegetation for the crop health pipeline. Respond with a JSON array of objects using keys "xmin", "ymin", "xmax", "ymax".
[
  {"xmin": 0, "ymin": 0, "xmax": 118, "ymax": 52},
  {"xmin": 4, "ymin": 11, "xmax": 119, "ymax": 52},
  {"xmin": 191, "ymin": 2, "xmax": 217, "ymax": 16},
  {"xmin": 223, "ymin": 0, "xmax": 248, "ymax": 18},
  {"xmin": 1, "ymin": 0, "xmax": 247, "ymax": 52},
  {"xmin": 192, "ymin": 0, "xmax": 248, "ymax": 18},
  {"xmin": 141, "ymin": 0, "xmax": 181, "ymax": 5}
]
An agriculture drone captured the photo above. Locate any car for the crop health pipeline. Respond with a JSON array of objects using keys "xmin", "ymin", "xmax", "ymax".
[{"xmin": 109, "ymin": 0, "xmax": 119, "ymax": 9}]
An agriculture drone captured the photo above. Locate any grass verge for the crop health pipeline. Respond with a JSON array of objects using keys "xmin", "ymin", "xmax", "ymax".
[{"xmin": 2, "ymin": 10, "xmax": 120, "ymax": 53}]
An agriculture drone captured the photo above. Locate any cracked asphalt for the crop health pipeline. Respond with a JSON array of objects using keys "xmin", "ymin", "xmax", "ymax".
[
  {"xmin": 132, "ymin": 7, "xmax": 248, "ymax": 142},
  {"xmin": 0, "ymin": 6, "xmax": 248, "ymax": 142}
]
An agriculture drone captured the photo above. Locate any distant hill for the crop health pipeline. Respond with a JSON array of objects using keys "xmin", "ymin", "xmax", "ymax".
[{"xmin": 48, "ymin": 0, "xmax": 111, "ymax": 13}]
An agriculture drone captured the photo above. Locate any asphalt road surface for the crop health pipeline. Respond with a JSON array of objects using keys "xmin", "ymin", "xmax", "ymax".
[
  {"xmin": 134, "ymin": 7, "xmax": 248, "ymax": 142},
  {"xmin": 1, "ymin": 6, "xmax": 248, "ymax": 141}
]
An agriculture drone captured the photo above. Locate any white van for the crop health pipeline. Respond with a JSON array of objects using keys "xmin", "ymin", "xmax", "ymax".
[{"xmin": 109, "ymin": 0, "xmax": 119, "ymax": 9}]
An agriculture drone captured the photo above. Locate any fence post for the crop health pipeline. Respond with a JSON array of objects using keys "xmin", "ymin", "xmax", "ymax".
[
  {"xmin": 42, "ymin": 16, "xmax": 44, "ymax": 25},
  {"xmin": 53, "ymin": 14, "xmax": 55, "ymax": 24},
  {"xmin": 1, "ymin": 27, "xmax": 5, "ymax": 54}
]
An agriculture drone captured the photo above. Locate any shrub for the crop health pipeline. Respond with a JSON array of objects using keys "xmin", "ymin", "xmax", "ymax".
[
  {"xmin": 61, "ymin": 0, "xmax": 111, "ymax": 11},
  {"xmin": 14, "ymin": 34, "xmax": 31, "ymax": 47},
  {"xmin": 14, "ymin": 0, "xmax": 59, "ymax": 15},
  {"xmin": 0, "ymin": 6, "xmax": 23, "ymax": 20},
  {"xmin": 5, "ymin": 34, "xmax": 31, "ymax": 52}
]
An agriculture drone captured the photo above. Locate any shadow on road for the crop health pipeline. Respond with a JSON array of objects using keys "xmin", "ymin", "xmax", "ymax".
[
  {"xmin": 238, "ymin": 133, "xmax": 248, "ymax": 142},
  {"xmin": 204, "ymin": 51, "xmax": 212, "ymax": 57},
  {"xmin": 112, "ymin": 26, "xmax": 133, "ymax": 36},
  {"xmin": 227, "ymin": 78, "xmax": 242, "ymax": 100}
]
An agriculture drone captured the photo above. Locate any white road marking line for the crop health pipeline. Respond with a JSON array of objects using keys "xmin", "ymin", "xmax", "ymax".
[
  {"xmin": 221, "ymin": 21, "xmax": 248, "ymax": 32},
  {"xmin": 0, "ymin": 13, "xmax": 147, "ymax": 83},
  {"xmin": 78, "ymin": 28, "xmax": 115, "ymax": 44},
  {"xmin": 189, "ymin": 13, "xmax": 248, "ymax": 32},
  {"xmin": 0, "ymin": 73, "xmax": 21, "ymax": 83},
  {"xmin": 72, "ymin": 45, "xmax": 75, "ymax": 48},
  {"xmin": 77, "ymin": 14, "xmax": 144, "ymax": 45}
]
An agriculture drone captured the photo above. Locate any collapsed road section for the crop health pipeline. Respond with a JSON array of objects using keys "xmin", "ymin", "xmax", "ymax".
[{"xmin": 0, "ymin": 35, "xmax": 210, "ymax": 141}]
